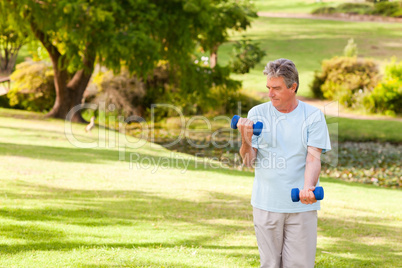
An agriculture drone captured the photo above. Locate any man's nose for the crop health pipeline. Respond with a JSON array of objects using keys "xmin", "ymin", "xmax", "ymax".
[{"xmin": 268, "ymin": 89, "xmax": 274, "ymax": 98}]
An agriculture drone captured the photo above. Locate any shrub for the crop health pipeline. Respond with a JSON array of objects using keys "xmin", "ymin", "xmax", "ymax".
[
  {"xmin": 337, "ymin": 3, "xmax": 373, "ymax": 15},
  {"xmin": 91, "ymin": 68, "xmax": 146, "ymax": 117},
  {"xmin": 310, "ymin": 56, "xmax": 379, "ymax": 107},
  {"xmin": 0, "ymin": 94, "xmax": 11, "ymax": 108},
  {"xmin": 311, "ymin": 7, "xmax": 336, "ymax": 15},
  {"xmin": 310, "ymin": 70, "xmax": 325, "ymax": 99},
  {"xmin": 8, "ymin": 60, "xmax": 55, "ymax": 112},
  {"xmin": 363, "ymin": 58, "xmax": 402, "ymax": 115},
  {"xmin": 371, "ymin": 1, "xmax": 402, "ymax": 17},
  {"xmin": 365, "ymin": 0, "xmax": 390, "ymax": 3},
  {"xmin": 313, "ymin": 1, "xmax": 402, "ymax": 18}
]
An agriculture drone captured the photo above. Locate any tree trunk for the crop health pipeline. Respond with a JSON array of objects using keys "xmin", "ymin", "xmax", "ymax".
[
  {"xmin": 30, "ymin": 22, "xmax": 95, "ymax": 122},
  {"xmin": 0, "ymin": 44, "xmax": 21, "ymax": 75},
  {"xmin": 46, "ymin": 56, "xmax": 95, "ymax": 123},
  {"xmin": 210, "ymin": 44, "xmax": 219, "ymax": 69}
]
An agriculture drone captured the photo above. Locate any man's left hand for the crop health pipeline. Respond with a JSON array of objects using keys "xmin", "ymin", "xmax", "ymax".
[{"xmin": 299, "ymin": 186, "xmax": 317, "ymax": 205}]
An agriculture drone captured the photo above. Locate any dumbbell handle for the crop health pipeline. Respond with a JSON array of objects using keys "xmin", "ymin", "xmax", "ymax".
[
  {"xmin": 291, "ymin": 186, "xmax": 324, "ymax": 202},
  {"xmin": 231, "ymin": 115, "xmax": 263, "ymax": 136}
]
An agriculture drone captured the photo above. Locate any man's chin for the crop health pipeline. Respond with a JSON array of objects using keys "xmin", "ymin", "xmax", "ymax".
[{"xmin": 270, "ymin": 99, "xmax": 280, "ymax": 106}]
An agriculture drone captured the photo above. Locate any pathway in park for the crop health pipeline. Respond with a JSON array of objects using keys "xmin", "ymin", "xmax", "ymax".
[
  {"xmin": 297, "ymin": 96, "xmax": 402, "ymax": 122},
  {"xmin": 257, "ymin": 12, "xmax": 402, "ymax": 23}
]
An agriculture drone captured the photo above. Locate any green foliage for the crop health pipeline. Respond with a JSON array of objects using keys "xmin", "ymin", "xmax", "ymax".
[
  {"xmin": 310, "ymin": 70, "xmax": 325, "ymax": 99},
  {"xmin": 4, "ymin": 0, "xmax": 258, "ymax": 77},
  {"xmin": 93, "ymin": 62, "xmax": 246, "ymax": 121},
  {"xmin": 6, "ymin": 0, "xmax": 163, "ymax": 75},
  {"xmin": 312, "ymin": 1, "xmax": 402, "ymax": 17},
  {"xmin": 363, "ymin": 58, "xmax": 402, "ymax": 115},
  {"xmin": 371, "ymin": 1, "xmax": 402, "ymax": 17},
  {"xmin": 8, "ymin": 61, "xmax": 55, "ymax": 112},
  {"xmin": 311, "ymin": 7, "xmax": 336, "ymax": 15},
  {"xmin": 312, "ymin": 3, "xmax": 372, "ymax": 15},
  {"xmin": 229, "ymin": 38, "xmax": 266, "ymax": 74},
  {"xmin": 197, "ymin": 0, "xmax": 257, "ymax": 53},
  {"xmin": 0, "ymin": 95, "xmax": 11, "ymax": 108},
  {"xmin": 366, "ymin": 0, "xmax": 389, "ymax": 3},
  {"xmin": 311, "ymin": 56, "xmax": 379, "ymax": 107},
  {"xmin": 26, "ymin": 40, "xmax": 50, "ymax": 62},
  {"xmin": 5, "ymin": 0, "xmax": 259, "ymax": 120},
  {"xmin": 146, "ymin": 63, "xmax": 243, "ymax": 119},
  {"xmin": 343, "ymin": 38, "xmax": 358, "ymax": 57},
  {"xmin": 0, "ymin": 6, "xmax": 28, "ymax": 74},
  {"xmin": 91, "ymin": 68, "xmax": 146, "ymax": 117},
  {"xmin": 336, "ymin": 3, "xmax": 373, "ymax": 14}
]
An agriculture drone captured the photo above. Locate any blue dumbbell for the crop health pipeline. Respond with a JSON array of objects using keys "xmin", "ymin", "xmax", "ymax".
[
  {"xmin": 231, "ymin": 115, "xmax": 263, "ymax": 136},
  {"xmin": 291, "ymin": 186, "xmax": 324, "ymax": 202}
]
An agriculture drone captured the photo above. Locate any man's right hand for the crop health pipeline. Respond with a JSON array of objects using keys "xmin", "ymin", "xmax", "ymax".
[{"xmin": 237, "ymin": 118, "xmax": 254, "ymax": 146}]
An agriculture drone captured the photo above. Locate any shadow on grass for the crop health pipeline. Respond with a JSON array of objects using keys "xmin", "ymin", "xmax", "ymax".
[
  {"xmin": 0, "ymin": 125, "xmax": 94, "ymax": 143},
  {"xmin": 0, "ymin": 142, "xmax": 252, "ymax": 177},
  {"xmin": 1, "ymin": 179, "xmax": 399, "ymax": 267},
  {"xmin": 0, "ymin": 109, "xmax": 46, "ymax": 120},
  {"xmin": 1, "ymin": 177, "xmax": 399, "ymax": 267},
  {"xmin": 0, "ymin": 181, "xmax": 256, "ymax": 255},
  {"xmin": 317, "ymin": 178, "xmax": 401, "ymax": 266},
  {"xmin": 77, "ymin": 261, "xmax": 208, "ymax": 268},
  {"xmin": 316, "ymin": 216, "xmax": 401, "ymax": 267},
  {"xmin": 1, "ymin": 181, "xmax": 253, "ymax": 224}
]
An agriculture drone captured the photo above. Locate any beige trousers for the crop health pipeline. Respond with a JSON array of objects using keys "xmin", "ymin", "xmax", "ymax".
[{"xmin": 253, "ymin": 207, "xmax": 318, "ymax": 268}]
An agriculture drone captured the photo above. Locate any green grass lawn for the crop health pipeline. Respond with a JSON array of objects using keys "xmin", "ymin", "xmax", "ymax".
[
  {"xmin": 336, "ymin": 117, "xmax": 402, "ymax": 143},
  {"xmin": 218, "ymin": 16, "xmax": 402, "ymax": 97},
  {"xmin": 0, "ymin": 108, "xmax": 401, "ymax": 267}
]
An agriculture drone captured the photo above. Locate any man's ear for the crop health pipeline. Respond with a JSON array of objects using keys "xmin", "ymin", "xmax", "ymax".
[{"xmin": 291, "ymin": 82, "xmax": 297, "ymax": 92}]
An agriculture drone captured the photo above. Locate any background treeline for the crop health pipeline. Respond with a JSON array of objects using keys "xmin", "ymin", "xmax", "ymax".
[{"xmin": 312, "ymin": 1, "xmax": 402, "ymax": 18}]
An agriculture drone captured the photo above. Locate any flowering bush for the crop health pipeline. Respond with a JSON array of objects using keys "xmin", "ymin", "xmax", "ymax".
[
  {"xmin": 8, "ymin": 61, "xmax": 55, "ymax": 112},
  {"xmin": 310, "ymin": 56, "xmax": 379, "ymax": 107},
  {"xmin": 363, "ymin": 58, "xmax": 402, "ymax": 116}
]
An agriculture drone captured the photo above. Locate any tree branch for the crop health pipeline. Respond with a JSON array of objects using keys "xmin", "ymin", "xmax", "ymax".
[
  {"xmin": 29, "ymin": 19, "xmax": 61, "ymax": 66},
  {"xmin": 67, "ymin": 44, "xmax": 95, "ymax": 89}
]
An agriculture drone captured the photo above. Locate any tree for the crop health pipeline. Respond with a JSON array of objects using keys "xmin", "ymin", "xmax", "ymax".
[
  {"xmin": 5, "ymin": 0, "xmax": 257, "ymax": 122},
  {"xmin": 4, "ymin": 0, "xmax": 214, "ymax": 122},
  {"xmin": 197, "ymin": 0, "xmax": 257, "ymax": 68},
  {"xmin": 229, "ymin": 38, "xmax": 266, "ymax": 74},
  {"xmin": 0, "ymin": 9, "xmax": 27, "ymax": 76}
]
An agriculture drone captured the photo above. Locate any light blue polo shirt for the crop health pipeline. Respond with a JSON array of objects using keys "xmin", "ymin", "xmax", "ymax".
[{"xmin": 247, "ymin": 100, "xmax": 331, "ymax": 213}]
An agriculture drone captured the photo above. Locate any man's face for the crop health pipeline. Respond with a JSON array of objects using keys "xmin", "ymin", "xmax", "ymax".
[{"xmin": 266, "ymin": 76, "xmax": 297, "ymax": 111}]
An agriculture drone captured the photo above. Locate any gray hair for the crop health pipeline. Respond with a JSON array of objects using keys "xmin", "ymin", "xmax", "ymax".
[{"xmin": 263, "ymin": 58, "xmax": 299, "ymax": 93}]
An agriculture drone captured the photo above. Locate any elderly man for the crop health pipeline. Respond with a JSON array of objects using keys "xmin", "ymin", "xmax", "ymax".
[{"xmin": 237, "ymin": 59, "xmax": 331, "ymax": 268}]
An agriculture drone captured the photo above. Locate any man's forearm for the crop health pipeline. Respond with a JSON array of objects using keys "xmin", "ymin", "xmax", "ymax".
[
  {"xmin": 240, "ymin": 142, "xmax": 256, "ymax": 167},
  {"xmin": 304, "ymin": 156, "xmax": 321, "ymax": 188}
]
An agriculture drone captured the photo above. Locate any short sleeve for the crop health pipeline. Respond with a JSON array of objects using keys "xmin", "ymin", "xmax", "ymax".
[
  {"xmin": 247, "ymin": 108, "xmax": 260, "ymax": 149},
  {"xmin": 306, "ymin": 110, "xmax": 331, "ymax": 153}
]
